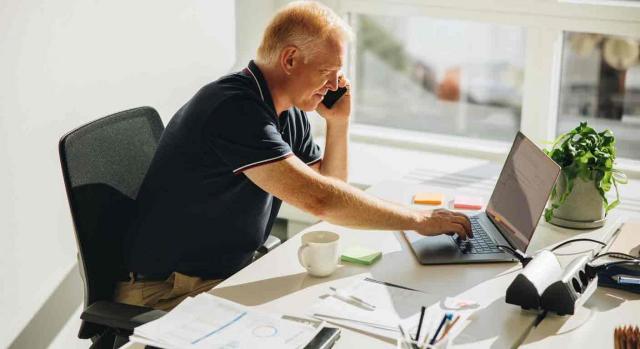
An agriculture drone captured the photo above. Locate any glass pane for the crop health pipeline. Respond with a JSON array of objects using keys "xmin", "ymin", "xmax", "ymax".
[
  {"xmin": 353, "ymin": 14, "xmax": 525, "ymax": 142},
  {"xmin": 557, "ymin": 32, "xmax": 640, "ymax": 160}
]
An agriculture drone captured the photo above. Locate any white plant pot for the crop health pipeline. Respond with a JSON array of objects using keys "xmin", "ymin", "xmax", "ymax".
[{"xmin": 549, "ymin": 174, "xmax": 606, "ymax": 229}]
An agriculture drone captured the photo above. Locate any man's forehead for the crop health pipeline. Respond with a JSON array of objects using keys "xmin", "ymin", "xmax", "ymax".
[
  {"xmin": 316, "ymin": 37, "xmax": 346, "ymax": 68},
  {"xmin": 318, "ymin": 46, "xmax": 345, "ymax": 70}
]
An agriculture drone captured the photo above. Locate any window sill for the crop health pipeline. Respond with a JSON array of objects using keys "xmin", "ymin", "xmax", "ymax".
[
  {"xmin": 559, "ymin": 0, "xmax": 640, "ymax": 8},
  {"xmin": 349, "ymin": 124, "xmax": 511, "ymax": 162},
  {"xmin": 617, "ymin": 159, "xmax": 640, "ymax": 179}
]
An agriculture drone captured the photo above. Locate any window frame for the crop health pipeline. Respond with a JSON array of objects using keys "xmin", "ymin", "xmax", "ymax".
[{"xmin": 330, "ymin": 0, "xmax": 640, "ymax": 175}]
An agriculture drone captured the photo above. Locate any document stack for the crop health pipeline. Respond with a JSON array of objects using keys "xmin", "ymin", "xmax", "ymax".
[{"xmin": 130, "ymin": 293, "xmax": 324, "ymax": 349}]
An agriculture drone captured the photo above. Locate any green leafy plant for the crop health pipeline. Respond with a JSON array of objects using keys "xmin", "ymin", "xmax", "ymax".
[{"xmin": 544, "ymin": 122, "xmax": 627, "ymax": 222}]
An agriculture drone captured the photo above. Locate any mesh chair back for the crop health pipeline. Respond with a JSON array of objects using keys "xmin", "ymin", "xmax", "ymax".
[{"xmin": 59, "ymin": 107, "xmax": 164, "ymax": 326}]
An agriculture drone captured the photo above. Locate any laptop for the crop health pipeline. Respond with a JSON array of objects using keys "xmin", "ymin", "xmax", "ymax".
[{"xmin": 404, "ymin": 132, "xmax": 561, "ymax": 264}]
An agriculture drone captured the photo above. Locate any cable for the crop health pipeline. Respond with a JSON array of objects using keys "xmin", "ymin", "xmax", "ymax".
[
  {"xmin": 534, "ymin": 310, "xmax": 548, "ymax": 327},
  {"xmin": 498, "ymin": 237, "xmax": 608, "ymax": 268},
  {"xmin": 586, "ymin": 259, "xmax": 640, "ymax": 278},
  {"xmin": 595, "ymin": 260, "xmax": 640, "ymax": 269},
  {"xmin": 550, "ymin": 238, "xmax": 606, "ymax": 252},
  {"xmin": 496, "ymin": 244, "xmax": 532, "ymax": 266},
  {"xmin": 496, "ymin": 244, "xmax": 517, "ymax": 255},
  {"xmin": 592, "ymin": 251, "xmax": 639, "ymax": 261}
]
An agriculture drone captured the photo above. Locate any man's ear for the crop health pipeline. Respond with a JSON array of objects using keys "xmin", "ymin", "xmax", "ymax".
[{"xmin": 279, "ymin": 46, "xmax": 299, "ymax": 76}]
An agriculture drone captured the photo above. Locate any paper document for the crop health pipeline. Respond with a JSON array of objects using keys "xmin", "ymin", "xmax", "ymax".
[
  {"xmin": 131, "ymin": 293, "xmax": 323, "ymax": 349},
  {"xmin": 309, "ymin": 277, "xmax": 440, "ymax": 339},
  {"xmin": 310, "ymin": 277, "xmax": 478, "ymax": 341}
]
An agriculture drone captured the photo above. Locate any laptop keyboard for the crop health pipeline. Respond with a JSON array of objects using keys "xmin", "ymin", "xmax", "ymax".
[{"xmin": 456, "ymin": 216, "xmax": 503, "ymax": 254}]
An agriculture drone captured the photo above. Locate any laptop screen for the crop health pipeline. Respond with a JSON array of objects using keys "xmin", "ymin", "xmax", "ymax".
[{"xmin": 486, "ymin": 132, "xmax": 560, "ymax": 252}]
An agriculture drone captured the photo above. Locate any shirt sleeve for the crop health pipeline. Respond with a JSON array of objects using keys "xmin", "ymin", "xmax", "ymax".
[
  {"xmin": 293, "ymin": 109, "xmax": 323, "ymax": 166},
  {"xmin": 209, "ymin": 96, "xmax": 293, "ymax": 174}
]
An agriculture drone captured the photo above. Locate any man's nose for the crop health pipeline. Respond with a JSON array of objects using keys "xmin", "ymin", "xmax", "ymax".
[{"xmin": 326, "ymin": 72, "xmax": 339, "ymax": 91}]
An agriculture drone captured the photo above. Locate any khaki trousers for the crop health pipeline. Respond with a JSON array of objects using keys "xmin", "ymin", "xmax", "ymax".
[{"xmin": 113, "ymin": 272, "xmax": 223, "ymax": 311}]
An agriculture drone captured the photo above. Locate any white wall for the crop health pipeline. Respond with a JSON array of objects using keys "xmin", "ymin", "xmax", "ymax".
[{"xmin": 0, "ymin": 0, "xmax": 236, "ymax": 347}]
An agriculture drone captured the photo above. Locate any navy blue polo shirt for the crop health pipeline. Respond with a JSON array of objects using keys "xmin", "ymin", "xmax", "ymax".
[{"xmin": 126, "ymin": 61, "xmax": 322, "ymax": 278}]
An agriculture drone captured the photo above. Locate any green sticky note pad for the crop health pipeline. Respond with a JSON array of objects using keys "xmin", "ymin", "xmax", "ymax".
[{"xmin": 341, "ymin": 246, "xmax": 382, "ymax": 265}]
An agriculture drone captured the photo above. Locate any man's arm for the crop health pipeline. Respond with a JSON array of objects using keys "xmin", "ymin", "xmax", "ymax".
[
  {"xmin": 312, "ymin": 75, "xmax": 350, "ymax": 181},
  {"xmin": 312, "ymin": 119, "xmax": 348, "ymax": 181},
  {"xmin": 243, "ymin": 156, "xmax": 472, "ymax": 238}
]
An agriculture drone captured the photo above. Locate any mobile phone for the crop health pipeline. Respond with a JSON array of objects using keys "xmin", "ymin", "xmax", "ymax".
[{"xmin": 321, "ymin": 87, "xmax": 348, "ymax": 109}]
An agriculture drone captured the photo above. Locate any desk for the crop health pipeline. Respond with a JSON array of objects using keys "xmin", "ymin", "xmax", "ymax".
[{"xmin": 124, "ymin": 179, "xmax": 633, "ymax": 349}]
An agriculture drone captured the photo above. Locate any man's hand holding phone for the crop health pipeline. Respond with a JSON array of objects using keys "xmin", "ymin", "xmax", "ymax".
[{"xmin": 316, "ymin": 74, "xmax": 351, "ymax": 125}]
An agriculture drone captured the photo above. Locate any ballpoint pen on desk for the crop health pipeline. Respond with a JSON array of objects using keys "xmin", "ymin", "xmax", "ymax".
[
  {"xmin": 436, "ymin": 315, "xmax": 460, "ymax": 344},
  {"xmin": 398, "ymin": 324, "xmax": 419, "ymax": 349},
  {"xmin": 419, "ymin": 330, "xmax": 431, "ymax": 349},
  {"xmin": 313, "ymin": 313, "xmax": 396, "ymax": 331},
  {"xmin": 329, "ymin": 286, "xmax": 377, "ymax": 309},
  {"xmin": 613, "ymin": 275, "xmax": 640, "ymax": 285},
  {"xmin": 429, "ymin": 313, "xmax": 453, "ymax": 345},
  {"xmin": 414, "ymin": 306, "xmax": 427, "ymax": 341}
]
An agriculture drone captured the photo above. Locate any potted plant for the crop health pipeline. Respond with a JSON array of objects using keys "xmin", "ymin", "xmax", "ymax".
[{"xmin": 544, "ymin": 122, "xmax": 627, "ymax": 229}]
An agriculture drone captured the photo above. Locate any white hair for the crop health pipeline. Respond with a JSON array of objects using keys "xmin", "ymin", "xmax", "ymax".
[{"xmin": 256, "ymin": 1, "xmax": 354, "ymax": 64}]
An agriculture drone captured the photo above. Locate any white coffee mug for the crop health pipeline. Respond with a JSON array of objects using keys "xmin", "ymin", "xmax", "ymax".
[{"xmin": 298, "ymin": 231, "xmax": 340, "ymax": 277}]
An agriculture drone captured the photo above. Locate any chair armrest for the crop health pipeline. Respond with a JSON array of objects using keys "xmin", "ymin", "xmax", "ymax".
[
  {"xmin": 258, "ymin": 235, "xmax": 281, "ymax": 254},
  {"xmin": 255, "ymin": 235, "xmax": 282, "ymax": 259},
  {"xmin": 81, "ymin": 301, "xmax": 166, "ymax": 332}
]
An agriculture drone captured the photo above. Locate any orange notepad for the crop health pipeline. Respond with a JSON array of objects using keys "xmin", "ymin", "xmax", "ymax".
[
  {"xmin": 453, "ymin": 195, "xmax": 483, "ymax": 210},
  {"xmin": 413, "ymin": 193, "xmax": 444, "ymax": 205}
]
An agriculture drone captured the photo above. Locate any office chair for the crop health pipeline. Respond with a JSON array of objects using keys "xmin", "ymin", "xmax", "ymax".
[
  {"xmin": 59, "ymin": 106, "xmax": 282, "ymax": 348},
  {"xmin": 59, "ymin": 107, "xmax": 167, "ymax": 348}
]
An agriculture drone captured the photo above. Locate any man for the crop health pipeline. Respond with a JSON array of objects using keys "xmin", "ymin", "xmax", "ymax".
[{"xmin": 117, "ymin": 1, "xmax": 472, "ymax": 311}]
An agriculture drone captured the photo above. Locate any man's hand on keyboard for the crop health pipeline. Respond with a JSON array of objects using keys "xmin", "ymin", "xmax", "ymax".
[{"xmin": 415, "ymin": 209, "xmax": 473, "ymax": 240}]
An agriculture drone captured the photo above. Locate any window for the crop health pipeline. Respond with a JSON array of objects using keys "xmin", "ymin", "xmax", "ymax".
[
  {"xmin": 557, "ymin": 32, "xmax": 640, "ymax": 160},
  {"xmin": 352, "ymin": 14, "xmax": 525, "ymax": 143},
  {"xmin": 338, "ymin": 0, "xmax": 640, "ymax": 166}
]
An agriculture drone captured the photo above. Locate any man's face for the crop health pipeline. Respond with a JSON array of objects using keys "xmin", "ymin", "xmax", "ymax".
[{"xmin": 287, "ymin": 37, "xmax": 345, "ymax": 112}]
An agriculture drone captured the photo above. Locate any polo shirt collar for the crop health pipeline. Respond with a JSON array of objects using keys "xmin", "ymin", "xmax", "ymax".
[{"xmin": 245, "ymin": 60, "xmax": 277, "ymax": 116}]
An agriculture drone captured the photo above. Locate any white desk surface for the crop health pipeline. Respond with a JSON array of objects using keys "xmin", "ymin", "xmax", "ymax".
[
  {"xmin": 520, "ymin": 285, "xmax": 640, "ymax": 348},
  {"xmin": 124, "ymin": 179, "xmax": 635, "ymax": 349}
]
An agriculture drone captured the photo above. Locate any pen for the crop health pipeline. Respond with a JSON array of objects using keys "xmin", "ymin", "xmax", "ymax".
[
  {"xmin": 329, "ymin": 286, "xmax": 376, "ymax": 309},
  {"xmin": 419, "ymin": 330, "xmax": 431, "ymax": 349},
  {"xmin": 364, "ymin": 277, "xmax": 422, "ymax": 292},
  {"xmin": 429, "ymin": 313, "xmax": 453, "ymax": 345},
  {"xmin": 613, "ymin": 275, "xmax": 640, "ymax": 285},
  {"xmin": 313, "ymin": 313, "xmax": 396, "ymax": 331},
  {"xmin": 436, "ymin": 315, "xmax": 460, "ymax": 344},
  {"xmin": 415, "ymin": 306, "xmax": 426, "ymax": 341},
  {"xmin": 398, "ymin": 324, "xmax": 419, "ymax": 349}
]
